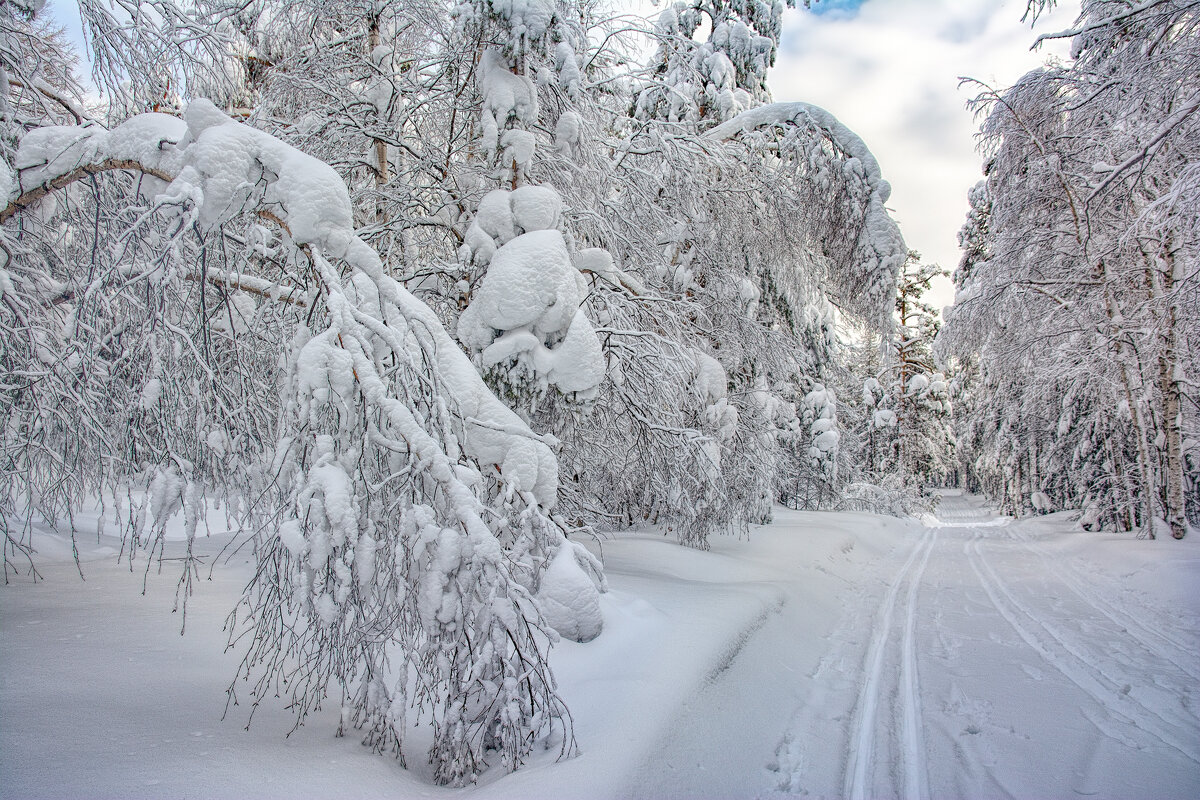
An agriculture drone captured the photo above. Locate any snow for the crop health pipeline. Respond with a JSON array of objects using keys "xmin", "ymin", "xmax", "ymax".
[
  {"xmin": 691, "ymin": 349, "xmax": 728, "ymax": 404},
  {"xmin": 535, "ymin": 541, "xmax": 604, "ymax": 643},
  {"xmin": 175, "ymin": 101, "xmax": 356, "ymax": 245},
  {"xmin": 555, "ymin": 110, "xmax": 582, "ymax": 155},
  {"xmin": 295, "ymin": 330, "xmax": 357, "ymax": 407},
  {"xmin": 509, "ymin": 184, "xmax": 561, "ymax": 233},
  {"xmin": 479, "ymin": 49, "xmax": 537, "ymax": 160},
  {"xmin": 461, "ymin": 229, "xmax": 579, "ymax": 338},
  {"xmin": 0, "ymin": 155, "xmax": 15, "ymax": 202},
  {"xmin": 24, "ymin": 100, "xmax": 562, "ymax": 507},
  {"xmin": 11, "ymin": 104, "xmax": 570, "ymax": 692},
  {"xmin": 804, "ymin": 383, "xmax": 839, "ymax": 464},
  {"xmin": 575, "ymin": 247, "xmax": 645, "ymax": 294},
  {"xmin": 489, "ymin": 0, "xmax": 555, "ymax": 41},
  {"xmin": 552, "ymin": 44, "xmax": 580, "ymax": 99},
  {"xmin": 138, "ymin": 377, "xmax": 163, "ymax": 409},
  {"xmin": 462, "ymin": 185, "xmax": 561, "ymax": 261},
  {"xmin": 500, "ymin": 129, "xmax": 535, "ymax": 169},
  {"xmin": 5, "ymin": 494, "xmax": 1196, "ymax": 798},
  {"xmin": 541, "ymin": 312, "xmax": 606, "ymax": 394},
  {"xmin": 458, "ymin": 186, "xmax": 606, "ymax": 399},
  {"xmin": 873, "ymin": 408, "xmax": 898, "ymax": 428}
]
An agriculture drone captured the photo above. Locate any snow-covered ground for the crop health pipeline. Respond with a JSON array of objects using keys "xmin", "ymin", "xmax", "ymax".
[{"xmin": 2, "ymin": 493, "xmax": 1198, "ymax": 799}]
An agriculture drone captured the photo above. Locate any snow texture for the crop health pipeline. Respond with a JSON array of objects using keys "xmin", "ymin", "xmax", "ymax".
[
  {"xmin": 489, "ymin": 0, "xmax": 555, "ymax": 41},
  {"xmin": 535, "ymin": 540, "xmax": 604, "ymax": 642},
  {"xmin": 479, "ymin": 49, "xmax": 537, "ymax": 161},
  {"xmin": 575, "ymin": 246, "xmax": 646, "ymax": 294},
  {"xmin": 804, "ymin": 383, "xmax": 839, "ymax": 469},
  {"xmin": 555, "ymin": 110, "xmax": 583, "ymax": 156},
  {"xmin": 6, "ymin": 495, "xmax": 1195, "ymax": 798},
  {"xmin": 458, "ymin": 186, "xmax": 607, "ymax": 399}
]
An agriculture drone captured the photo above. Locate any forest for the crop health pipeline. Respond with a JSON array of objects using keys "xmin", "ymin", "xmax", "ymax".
[{"xmin": 1, "ymin": 0, "xmax": 1196, "ymax": 789}]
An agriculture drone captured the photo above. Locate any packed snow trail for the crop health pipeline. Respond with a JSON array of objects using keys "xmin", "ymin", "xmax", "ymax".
[
  {"xmin": 2, "ymin": 497, "xmax": 1198, "ymax": 799},
  {"xmin": 631, "ymin": 492, "xmax": 1199, "ymax": 800},
  {"xmin": 844, "ymin": 524, "xmax": 935, "ymax": 800}
]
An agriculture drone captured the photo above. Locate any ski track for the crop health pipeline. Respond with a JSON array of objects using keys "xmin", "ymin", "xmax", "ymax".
[
  {"xmin": 900, "ymin": 526, "xmax": 935, "ymax": 800},
  {"xmin": 845, "ymin": 523, "xmax": 936, "ymax": 800},
  {"xmin": 762, "ymin": 493, "xmax": 1195, "ymax": 798},
  {"xmin": 1001, "ymin": 522, "xmax": 1200, "ymax": 683},
  {"xmin": 965, "ymin": 529, "xmax": 1200, "ymax": 767}
]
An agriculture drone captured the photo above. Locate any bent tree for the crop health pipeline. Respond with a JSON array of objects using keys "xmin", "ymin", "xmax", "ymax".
[{"xmin": 2, "ymin": 99, "xmax": 586, "ymax": 785}]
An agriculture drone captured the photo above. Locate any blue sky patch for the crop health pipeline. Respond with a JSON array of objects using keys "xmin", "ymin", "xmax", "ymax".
[{"xmin": 808, "ymin": 0, "xmax": 867, "ymax": 18}]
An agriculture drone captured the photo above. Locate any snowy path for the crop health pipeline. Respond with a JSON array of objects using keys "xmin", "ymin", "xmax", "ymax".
[
  {"xmin": 2, "ymin": 497, "xmax": 1197, "ymax": 799},
  {"xmin": 630, "ymin": 493, "xmax": 1200, "ymax": 799}
]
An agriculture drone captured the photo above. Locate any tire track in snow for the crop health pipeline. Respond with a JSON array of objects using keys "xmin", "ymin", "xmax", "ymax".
[
  {"xmin": 845, "ymin": 524, "xmax": 936, "ymax": 800},
  {"xmin": 965, "ymin": 531, "xmax": 1200, "ymax": 766}
]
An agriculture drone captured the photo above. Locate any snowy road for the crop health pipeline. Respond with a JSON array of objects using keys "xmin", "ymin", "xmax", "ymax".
[
  {"xmin": 627, "ymin": 493, "xmax": 1200, "ymax": 799},
  {"xmin": 2, "ymin": 496, "xmax": 1197, "ymax": 799}
]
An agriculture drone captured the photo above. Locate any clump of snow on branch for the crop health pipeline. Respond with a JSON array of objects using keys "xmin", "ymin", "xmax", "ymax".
[
  {"xmin": 692, "ymin": 350, "xmax": 739, "ymax": 467},
  {"xmin": 479, "ymin": 48, "xmax": 538, "ymax": 165},
  {"xmin": 458, "ymin": 185, "xmax": 607, "ymax": 402},
  {"xmin": 804, "ymin": 383, "xmax": 839, "ymax": 478}
]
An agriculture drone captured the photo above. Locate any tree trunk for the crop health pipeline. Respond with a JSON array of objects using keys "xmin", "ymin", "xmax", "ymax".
[
  {"xmin": 368, "ymin": 14, "xmax": 390, "ymax": 224},
  {"xmin": 1102, "ymin": 259, "xmax": 1157, "ymax": 538},
  {"xmin": 1153, "ymin": 242, "xmax": 1187, "ymax": 538}
]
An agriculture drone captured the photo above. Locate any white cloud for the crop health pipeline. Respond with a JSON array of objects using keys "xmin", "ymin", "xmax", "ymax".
[{"xmin": 769, "ymin": 0, "xmax": 1080, "ymax": 311}]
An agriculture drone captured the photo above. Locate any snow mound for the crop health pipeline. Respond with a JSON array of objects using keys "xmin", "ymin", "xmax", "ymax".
[{"xmin": 536, "ymin": 540, "xmax": 604, "ymax": 642}]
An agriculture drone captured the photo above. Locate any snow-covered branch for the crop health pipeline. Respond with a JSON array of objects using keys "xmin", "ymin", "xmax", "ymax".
[
  {"xmin": 3, "ymin": 99, "xmax": 584, "ymax": 782},
  {"xmin": 1032, "ymin": 0, "xmax": 1175, "ymax": 47}
]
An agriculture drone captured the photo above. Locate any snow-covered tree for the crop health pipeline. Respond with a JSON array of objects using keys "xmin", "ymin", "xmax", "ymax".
[
  {"xmin": 2, "ymin": 0, "xmax": 910, "ymax": 784},
  {"xmin": 942, "ymin": 1, "xmax": 1199, "ymax": 536},
  {"xmin": 1, "ymin": 3, "xmax": 594, "ymax": 775},
  {"xmin": 889, "ymin": 252, "xmax": 952, "ymax": 486},
  {"xmin": 635, "ymin": 0, "xmax": 796, "ymax": 126}
]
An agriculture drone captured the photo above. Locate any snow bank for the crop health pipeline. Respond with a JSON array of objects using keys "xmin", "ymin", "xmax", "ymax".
[{"xmin": 536, "ymin": 541, "xmax": 604, "ymax": 642}]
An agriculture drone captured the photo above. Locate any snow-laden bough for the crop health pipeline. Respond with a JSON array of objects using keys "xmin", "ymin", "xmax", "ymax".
[{"xmin": 4, "ymin": 100, "xmax": 605, "ymax": 785}]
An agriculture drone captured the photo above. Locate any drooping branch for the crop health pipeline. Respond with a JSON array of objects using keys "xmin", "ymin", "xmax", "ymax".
[
  {"xmin": 3, "ymin": 101, "xmax": 578, "ymax": 782},
  {"xmin": 1088, "ymin": 91, "xmax": 1200, "ymax": 202},
  {"xmin": 6, "ymin": 77, "xmax": 92, "ymax": 125},
  {"xmin": 1032, "ymin": 0, "xmax": 1176, "ymax": 48},
  {"xmin": 1, "ymin": 159, "xmax": 175, "ymax": 224},
  {"xmin": 3, "ymin": 159, "xmax": 308, "ymax": 306}
]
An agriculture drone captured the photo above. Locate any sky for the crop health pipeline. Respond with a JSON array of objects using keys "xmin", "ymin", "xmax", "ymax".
[{"xmin": 770, "ymin": 0, "xmax": 1080, "ymax": 310}]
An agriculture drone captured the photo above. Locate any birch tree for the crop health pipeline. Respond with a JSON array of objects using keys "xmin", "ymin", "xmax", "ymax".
[{"xmin": 942, "ymin": 0, "xmax": 1199, "ymax": 536}]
